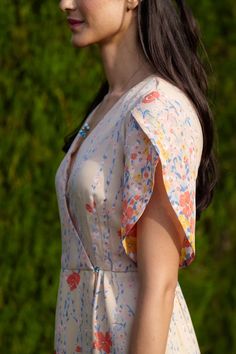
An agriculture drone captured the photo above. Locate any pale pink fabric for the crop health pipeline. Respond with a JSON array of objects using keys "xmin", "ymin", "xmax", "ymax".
[{"xmin": 54, "ymin": 75, "xmax": 202, "ymax": 353}]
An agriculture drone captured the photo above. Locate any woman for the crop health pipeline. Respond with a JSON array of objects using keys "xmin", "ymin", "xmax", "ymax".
[{"xmin": 54, "ymin": 0, "xmax": 218, "ymax": 353}]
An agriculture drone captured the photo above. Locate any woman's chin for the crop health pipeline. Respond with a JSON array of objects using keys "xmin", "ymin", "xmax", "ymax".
[{"xmin": 70, "ymin": 34, "xmax": 95, "ymax": 48}]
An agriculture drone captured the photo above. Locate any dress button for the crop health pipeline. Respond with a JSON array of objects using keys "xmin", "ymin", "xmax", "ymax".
[{"xmin": 93, "ymin": 265, "xmax": 100, "ymax": 273}]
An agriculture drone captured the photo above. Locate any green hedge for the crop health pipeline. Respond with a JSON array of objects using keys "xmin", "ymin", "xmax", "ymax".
[{"xmin": 0, "ymin": 0, "xmax": 235, "ymax": 353}]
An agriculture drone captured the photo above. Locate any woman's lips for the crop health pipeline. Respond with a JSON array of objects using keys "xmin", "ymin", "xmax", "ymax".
[{"xmin": 67, "ymin": 18, "xmax": 85, "ymax": 28}]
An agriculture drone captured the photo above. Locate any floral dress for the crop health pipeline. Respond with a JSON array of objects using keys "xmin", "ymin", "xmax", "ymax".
[{"xmin": 54, "ymin": 74, "xmax": 203, "ymax": 354}]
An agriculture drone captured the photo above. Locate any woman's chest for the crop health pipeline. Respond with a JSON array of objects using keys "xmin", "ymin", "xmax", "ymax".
[{"xmin": 66, "ymin": 112, "xmax": 126, "ymax": 207}]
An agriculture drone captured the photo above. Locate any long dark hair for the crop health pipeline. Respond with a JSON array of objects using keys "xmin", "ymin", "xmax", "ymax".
[{"xmin": 62, "ymin": 0, "xmax": 219, "ymax": 221}]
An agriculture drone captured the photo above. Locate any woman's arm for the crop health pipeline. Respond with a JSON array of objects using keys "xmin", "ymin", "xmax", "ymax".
[{"xmin": 128, "ymin": 159, "xmax": 185, "ymax": 354}]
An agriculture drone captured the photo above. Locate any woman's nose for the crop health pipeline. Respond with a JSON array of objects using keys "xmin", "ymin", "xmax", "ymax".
[{"xmin": 59, "ymin": 0, "xmax": 77, "ymax": 12}]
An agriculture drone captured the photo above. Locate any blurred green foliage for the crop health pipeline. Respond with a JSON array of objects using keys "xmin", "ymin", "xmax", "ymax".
[{"xmin": 0, "ymin": 0, "xmax": 235, "ymax": 353}]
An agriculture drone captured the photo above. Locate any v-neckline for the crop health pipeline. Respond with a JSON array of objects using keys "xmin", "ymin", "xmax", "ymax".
[
  {"xmin": 64, "ymin": 73, "xmax": 158, "ymax": 194},
  {"xmin": 67, "ymin": 74, "xmax": 157, "ymax": 155}
]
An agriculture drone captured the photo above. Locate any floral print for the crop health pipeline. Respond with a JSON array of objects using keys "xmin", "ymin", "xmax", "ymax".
[
  {"xmin": 66, "ymin": 271, "xmax": 81, "ymax": 291},
  {"xmin": 75, "ymin": 345, "xmax": 82, "ymax": 352},
  {"xmin": 54, "ymin": 75, "xmax": 202, "ymax": 353},
  {"xmin": 121, "ymin": 85, "xmax": 203, "ymax": 268},
  {"xmin": 92, "ymin": 332, "xmax": 112, "ymax": 353},
  {"xmin": 142, "ymin": 90, "xmax": 160, "ymax": 103}
]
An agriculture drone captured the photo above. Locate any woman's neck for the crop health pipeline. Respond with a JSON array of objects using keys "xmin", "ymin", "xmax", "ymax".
[{"xmin": 98, "ymin": 24, "xmax": 155, "ymax": 97}]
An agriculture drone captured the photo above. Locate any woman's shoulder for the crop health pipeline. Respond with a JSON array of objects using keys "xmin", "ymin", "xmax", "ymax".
[
  {"xmin": 133, "ymin": 75, "xmax": 197, "ymax": 116},
  {"xmin": 124, "ymin": 75, "xmax": 204, "ymax": 169},
  {"xmin": 127, "ymin": 75, "xmax": 203, "ymax": 142}
]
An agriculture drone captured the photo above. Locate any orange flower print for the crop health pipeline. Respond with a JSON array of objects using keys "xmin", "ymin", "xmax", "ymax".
[
  {"xmin": 122, "ymin": 199, "xmax": 135, "ymax": 222},
  {"xmin": 122, "ymin": 206, "xmax": 134, "ymax": 228},
  {"xmin": 122, "ymin": 199, "xmax": 128, "ymax": 209},
  {"xmin": 147, "ymin": 153, "xmax": 152, "ymax": 162},
  {"xmin": 179, "ymin": 191, "xmax": 192, "ymax": 217},
  {"xmin": 131, "ymin": 152, "xmax": 137, "ymax": 160},
  {"xmin": 66, "ymin": 271, "xmax": 81, "ymax": 291},
  {"xmin": 126, "ymin": 206, "xmax": 134, "ymax": 218},
  {"xmin": 92, "ymin": 331, "xmax": 112, "ymax": 353},
  {"xmin": 189, "ymin": 217, "xmax": 195, "ymax": 234},
  {"xmin": 75, "ymin": 344, "xmax": 82, "ymax": 352},
  {"xmin": 142, "ymin": 90, "xmax": 160, "ymax": 103}
]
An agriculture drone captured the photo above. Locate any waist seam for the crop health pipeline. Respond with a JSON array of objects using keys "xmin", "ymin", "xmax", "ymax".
[{"xmin": 61, "ymin": 267, "xmax": 138, "ymax": 273}]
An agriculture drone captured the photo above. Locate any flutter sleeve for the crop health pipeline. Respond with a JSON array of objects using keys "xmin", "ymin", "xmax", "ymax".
[{"xmin": 120, "ymin": 88, "xmax": 203, "ymax": 269}]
